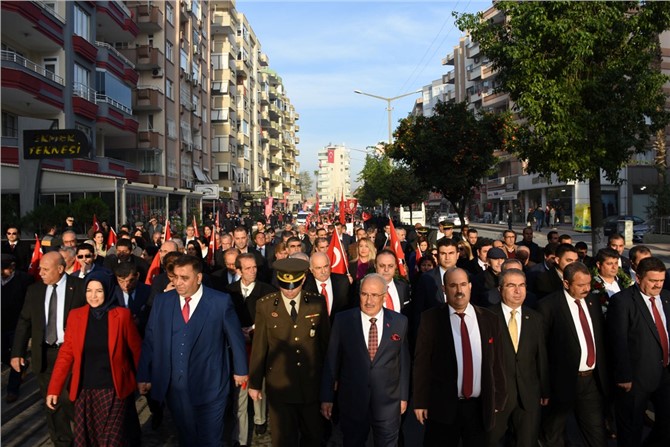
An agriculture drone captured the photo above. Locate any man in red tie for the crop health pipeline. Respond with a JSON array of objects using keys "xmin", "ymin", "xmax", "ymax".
[
  {"xmin": 374, "ymin": 250, "xmax": 410, "ymax": 313},
  {"xmin": 303, "ymin": 252, "xmax": 351, "ymax": 322},
  {"xmin": 607, "ymin": 256, "xmax": 670, "ymax": 446},
  {"xmin": 413, "ymin": 268, "xmax": 507, "ymax": 446},
  {"xmin": 538, "ymin": 262, "xmax": 608, "ymax": 447}
]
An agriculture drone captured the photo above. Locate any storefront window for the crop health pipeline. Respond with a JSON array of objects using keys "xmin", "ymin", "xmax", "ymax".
[
  {"xmin": 546, "ymin": 186, "xmax": 573, "ymax": 226},
  {"xmin": 125, "ymin": 192, "xmax": 166, "ymax": 227}
]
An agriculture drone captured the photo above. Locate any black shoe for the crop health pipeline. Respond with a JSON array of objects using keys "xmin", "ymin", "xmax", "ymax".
[
  {"xmin": 255, "ymin": 422, "xmax": 267, "ymax": 435},
  {"xmin": 5, "ymin": 393, "xmax": 18, "ymax": 404}
]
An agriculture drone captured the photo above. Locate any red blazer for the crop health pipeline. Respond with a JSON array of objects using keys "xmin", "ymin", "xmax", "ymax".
[{"xmin": 47, "ymin": 305, "xmax": 142, "ymax": 401}]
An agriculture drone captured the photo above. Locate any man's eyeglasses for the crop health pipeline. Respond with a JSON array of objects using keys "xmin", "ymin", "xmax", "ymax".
[
  {"xmin": 77, "ymin": 254, "xmax": 93, "ymax": 259},
  {"xmin": 360, "ymin": 292, "xmax": 386, "ymax": 300},
  {"xmin": 6, "ymin": 232, "xmax": 17, "ymax": 235}
]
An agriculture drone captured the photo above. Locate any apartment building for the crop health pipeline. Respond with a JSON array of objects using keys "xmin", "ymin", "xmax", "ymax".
[
  {"xmin": 316, "ymin": 144, "xmax": 351, "ymax": 204},
  {"xmin": 432, "ymin": 4, "xmax": 670, "ymax": 227}
]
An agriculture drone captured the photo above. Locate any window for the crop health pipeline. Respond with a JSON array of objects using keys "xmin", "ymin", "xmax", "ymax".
[
  {"xmin": 166, "ymin": 40, "xmax": 174, "ymax": 62},
  {"xmin": 241, "ymin": 120, "xmax": 249, "ymax": 136},
  {"xmin": 74, "ymin": 123, "xmax": 91, "ymax": 141},
  {"xmin": 180, "ymin": 48, "xmax": 188, "ymax": 72},
  {"xmin": 73, "ymin": 4, "xmax": 90, "ymax": 41},
  {"xmin": 1, "ymin": 111, "xmax": 18, "ymax": 138},
  {"xmin": 166, "ymin": 79, "xmax": 174, "ymax": 100},
  {"xmin": 167, "ymin": 119, "xmax": 176, "ymax": 139},
  {"xmin": 74, "ymin": 63, "xmax": 90, "ymax": 87},
  {"xmin": 166, "ymin": 2, "xmax": 174, "ymax": 25}
]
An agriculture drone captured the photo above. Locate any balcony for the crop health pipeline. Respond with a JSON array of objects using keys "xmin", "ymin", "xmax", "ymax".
[
  {"xmin": 271, "ymin": 174, "xmax": 282, "ymax": 184},
  {"xmin": 211, "ymin": 10, "xmax": 236, "ymax": 35},
  {"xmin": 482, "ymin": 91, "xmax": 509, "ymax": 109},
  {"xmin": 96, "ymin": 41, "xmax": 138, "ymax": 85},
  {"xmin": 443, "ymin": 70, "xmax": 455, "ymax": 84},
  {"xmin": 72, "ymin": 83, "xmax": 98, "ymax": 120},
  {"xmin": 481, "ymin": 64, "xmax": 495, "ymax": 80},
  {"xmin": 96, "ymin": 1, "xmax": 139, "ymax": 42},
  {"xmin": 466, "ymin": 41, "xmax": 480, "ymax": 59},
  {"xmin": 1, "ymin": 50, "xmax": 64, "ymax": 115},
  {"xmin": 441, "ymin": 52, "xmax": 455, "ymax": 66},
  {"xmin": 259, "ymin": 53, "xmax": 269, "ymax": 67},
  {"xmin": 96, "ymin": 94, "xmax": 137, "ymax": 136},
  {"xmin": 118, "ymin": 45, "xmax": 164, "ymax": 71},
  {"xmin": 269, "ymin": 156, "xmax": 282, "ymax": 166},
  {"xmin": 138, "ymin": 130, "xmax": 164, "ymax": 151},
  {"xmin": 1, "ymin": 1, "xmax": 64, "ymax": 50},
  {"xmin": 133, "ymin": 4, "xmax": 163, "ymax": 33},
  {"xmin": 134, "ymin": 85, "xmax": 164, "ymax": 111}
]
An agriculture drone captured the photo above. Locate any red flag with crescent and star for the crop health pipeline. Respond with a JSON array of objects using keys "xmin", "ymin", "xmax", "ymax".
[
  {"xmin": 27, "ymin": 234, "xmax": 43, "ymax": 281},
  {"xmin": 389, "ymin": 218, "xmax": 407, "ymax": 277},
  {"xmin": 326, "ymin": 227, "xmax": 349, "ymax": 275},
  {"xmin": 106, "ymin": 227, "xmax": 117, "ymax": 249}
]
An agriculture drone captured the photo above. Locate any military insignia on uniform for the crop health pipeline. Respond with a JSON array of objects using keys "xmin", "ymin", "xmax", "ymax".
[
  {"xmin": 309, "ymin": 324, "xmax": 316, "ymax": 338},
  {"xmin": 271, "ymin": 312, "xmax": 279, "ymax": 317},
  {"xmin": 305, "ymin": 313, "xmax": 320, "ymax": 319}
]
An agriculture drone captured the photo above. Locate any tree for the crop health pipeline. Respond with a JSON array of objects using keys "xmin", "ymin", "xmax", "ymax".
[
  {"xmin": 456, "ymin": 1, "xmax": 670, "ymax": 249},
  {"xmin": 298, "ymin": 170, "xmax": 314, "ymax": 198},
  {"xmin": 387, "ymin": 101, "xmax": 511, "ymax": 231},
  {"xmin": 356, "ymin": 153, "xmax": 393, "ymax": 208}
]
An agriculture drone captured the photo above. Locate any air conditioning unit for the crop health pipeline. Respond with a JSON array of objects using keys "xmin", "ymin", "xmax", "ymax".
[
  {"xmin": 184, "ymin": 180, "xmax": 193, "ymax": 189},
  {"xmin": 152, "ymin": 68, "xmax": 163, "ymax": 78},
  {"xmin": 191, "ymin": 76, "xmax": 198, "ymax": 86},
  {"xmin": 184, "ymin": 73, "xmax": 192, "ymax": 82},
  {"xmin": 193, "ymin": 45, "xmax": 199, "ymax": 56}
]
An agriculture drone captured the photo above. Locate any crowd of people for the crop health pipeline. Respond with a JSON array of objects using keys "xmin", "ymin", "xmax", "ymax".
[{"xmin": 2, "ymin": 214, "xmax": 670, "ymax": 447}]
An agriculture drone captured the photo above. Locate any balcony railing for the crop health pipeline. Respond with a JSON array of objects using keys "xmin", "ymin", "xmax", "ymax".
[
  {"xmin": 1, "ymin": 50, "xmax": 64, "ymax": 85},
  {"xmin": 34, "ymin": 0, "xmax": 65, "ymax": 23},
  {"xmin": 73, "ymin": 82, "xmax": 97, "ymax": 102},
  {"xmin": 96, "ymin": 93, "xmax": 132, "ymax": 114},
  {"xmin": 95, "ymin": 41, "xmax": 135, "ymax": 68}
]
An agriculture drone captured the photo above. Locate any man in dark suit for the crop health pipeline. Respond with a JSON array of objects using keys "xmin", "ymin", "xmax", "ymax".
[
  {"xmin": 607, "ymin": 257, "xmax": 670, "ymax": 446},
  {"xmin": 232, "ymin": 227, "xmax": 270, "ymax": 282},
  {"xmin": 413, "ymin": 267, "xmax": 507, "ymax": 446},
  {"xmin": 248, "ymin": 258, "xmax": 331, "ymax": 447},
  {"xmin": 71, "ymin": 242, "xmax": 111, "ymax": 279},
  {"xmin": 332, "ymin": 221, "xmax": 351, "ymax": 254},
  {"xmin": 1, "ymin": 225, "xmax": 32, "ymax": 271},
  {"xmin": 534, "ymin": 243, "xmax": 578, "ymax": 299},
  {"xmin": 374, "ymin": 249, "xmax": 410, "ymax": 313},
  {"xmin": 321, "ymin": 273, "xmax": 410, "ymax": 446},
  {"xmin": 253, "ymin": 230, "xmax": 275, "ymax": 265},
  {"xmin": 304, "ymin": 252, "xmax": 351, "ymax": 320},
  {"xmin": 226, "ymin": 253, "xmax": 277, "ymax": 444},
  {"xmin": 464, "ymin": 238, "xmax": 493, "ymax": 277},
  {"xmin": 11, "ymin": 251, "xmax": 86, "ymax": 447},
  {"xmin": 103, "ymin": 238, "xmax": 149, "ymax": 283},
  {"xmin": 375, "ymin": 223, "xmax": 391, "ymax": 252},
  {"xmin": 487, "ymin": 268, "xmax": 549, "ymax": 447},
  {"xmin": 471, "ymin": 247, "xmax": 506, "ymax": 308},
  {"xmin": 518, "ymin": 227, "xmax": 543, "ymax": 264},
  {"xmin": 211, "ymin": 247, "xmax": 241, "ymax": 291},
  {"xmin": 113, "ymin": 262, "xmax": 151, "ymax": 336},
  {"xmin": 1, "ymin": 254, "xmax": 34, "ymax": 403},
  {"xmin": 608, "ymin": 233, "xmax": 632, "ymax": 276},
  {"xmin": 538, "ymin": 262, "xmax": 608, "ymax": 447},
  {"xmin": 137, "ymin": 254, "xmax": 248, "ymax": 446}
]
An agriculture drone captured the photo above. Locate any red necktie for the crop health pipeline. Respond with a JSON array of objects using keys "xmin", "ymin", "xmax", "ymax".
[
  {"xmin": 182, "ymin": 296, "xmax": 192, "ymax": 323},
  {"xmin": 320, "ymin": 283, "xmax": 330, "ymax": 315},
  {"xmin": 385, "ymin": 291, "xmax": 395, "ymax": 311},
  {"xmin": 574, "ymin": 299, "xmax": 595, "ymax": 368},
  {"xmin": 457, "ymin": 313, "xmax": 473, "ymax": 398},
  {"xmin": 650, "ymin": 297, "xmax": 669, "ymax": 367},
  {"xmin": 368, "ymin": 318, "xmax": 378, "ymax": 361}
]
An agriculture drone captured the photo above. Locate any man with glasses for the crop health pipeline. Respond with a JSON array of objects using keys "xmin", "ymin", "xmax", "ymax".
[
  {"xmin": 71, "ymin": 243, "xmax": 109, "ymax": 279},
  {"xmin": 60, "ymin": 230, "xmax": 77, "ymax": 249},
  {"xmin": 502, "ymin": 230, "xmax": 518, "ymax": 259},
  {"xmin": 1, "ymin": 225, "xmax": 31, "ymax": 271}
]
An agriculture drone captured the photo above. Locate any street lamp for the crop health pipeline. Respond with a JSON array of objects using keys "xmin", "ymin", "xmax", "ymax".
[{"xmin": 354, "ymin": 88, "xmax": 422, "ymax": 143}]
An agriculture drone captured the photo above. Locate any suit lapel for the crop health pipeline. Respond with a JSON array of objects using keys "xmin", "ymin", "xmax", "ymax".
[
  {"xmin": 633, "ymin": 287, "xmax": 663, "ymax": 347},
  {"xmin": 352, "ymin": 311, "xmax": 369, "ymax": 361},
  {"xmin": 372, "ymin": 310, "xmax": 393, "ymax": 366},
  {"xmin": 494, "ymin": 304, "xmax": 515, "ymax": 353},
  {"xmin": 558, "ymin": 293, "xmax": 581, "ymax": 346},
  {"xmin": 187, "ymin": 292, "xmax": 211, "ymax": 343},
  {"xmin": 108, "ymin": 308, "xmax": 119, "ymax": 355}
]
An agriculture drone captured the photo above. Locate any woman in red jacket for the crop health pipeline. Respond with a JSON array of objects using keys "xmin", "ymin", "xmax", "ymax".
[{"xmin": 47, "ymin": 270, "xmax": 142, "ymax": 446}]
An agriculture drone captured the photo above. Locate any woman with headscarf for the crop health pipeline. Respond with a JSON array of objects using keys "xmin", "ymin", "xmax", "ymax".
[{"xmin": 46, "ymin": 270, "xmax": 142, "ymax": 446}]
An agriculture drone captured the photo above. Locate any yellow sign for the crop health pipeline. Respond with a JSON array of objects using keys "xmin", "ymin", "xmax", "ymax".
[
  {"xmin": 573, "ymin": 203, "xmax": 591, "ymax": 232},
  {"xmin": 23, "ymin": 129, "xmax": 90, "ymax": 159}
]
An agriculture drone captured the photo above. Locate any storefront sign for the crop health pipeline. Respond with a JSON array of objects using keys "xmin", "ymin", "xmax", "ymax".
[
  {"xmin": 194, "ymin": 184, "xmax": 220, "ymax": 200},
  {"xmin": 23, "ymin": 129, "xmax": 90, "ymax": 159}
]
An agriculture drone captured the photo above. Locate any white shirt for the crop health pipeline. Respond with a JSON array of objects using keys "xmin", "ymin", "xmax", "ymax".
[
  {"xmin": 563, "ymin": 290, "xmax": 596, "ymax": 371},
  {"xmin": 477, "ymin": 258, "xmax": 487, "ymax": 272},
  {"xmin": 180, "ymin": 284, "xmax": 204, "ymax": 320},
  {"xmin": 501, "ymin": 302, "xmax": 522, "ymax": 335},
  {"xmin": 361, "ymin": 308, "xmax": 384, "ymax": 350},
  {"xmin": 241, "ymin": 281, "xmax": 256, "ymax": 299},
  {"xmin": 385, "ymin": 280, "xmax": 401, "ymax": 311},
  {"xmin": 438, "ymin": 266, "xmax": 448, "ymax": 302},
  {"xmin": 44, "ymin": 274, "xmax": 68, "ymax": 344},
  {"xmin": 282, "ymin": 292, "xmax": 301, "ymax": 316},
  {"xmin": 319, "ymin": 279, "xmax": 333, "ymax": 315},
  {"xmin": 599, "ymin": 275, "xmax": 621, "ymax": 297},
  {"xmin": 639, "ymin": 289, "xmax": 669, "ymax": 341},
  {"xmin": 449, "ymin": 303, "xmax": 483, "ymax": 398}
]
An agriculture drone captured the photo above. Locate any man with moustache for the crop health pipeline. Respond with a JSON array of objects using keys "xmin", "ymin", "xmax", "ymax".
[
  {"xmin": 487, "ymin": 269, "xmax": 549, "ymax": 447},
  {"xmin": 304, "ymin": 252, "xmax": 351, "ymax": 321},
  {"xmin": 413, "ymin": 268, "xmax": 507, "ymax": 446}
]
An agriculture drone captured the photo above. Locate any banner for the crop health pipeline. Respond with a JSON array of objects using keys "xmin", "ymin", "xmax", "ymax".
[
  {"xmin": 265, "ymin": 197, "xmax": 274, "ymax": 217},
  {"xmin": 327, "ymin": 148, "xmax": 335, "ymax": 163}
]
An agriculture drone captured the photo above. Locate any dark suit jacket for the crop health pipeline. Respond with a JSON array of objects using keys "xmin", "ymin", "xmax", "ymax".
[
  {"xmin": 412, "ymin": 268, "xmax": 445, "ymax": 333},
  {"xmin": 534, "ymin": 267, "xmax": 563, "ymax": 299},
  {"xmin": 114, "ymin": 282, "xmax": 152, "ymax": 337},
  {"xmin": 304, "ymin": 273, "xmax": 352, "ymax": 321},
  {"xmin": 413, "ymin": 304, "xmax": 507, "ymax": 430},
  {"xmin": 492, "ymin": 304, "xmax": 549, "ymax": 410},
  {"xmin": 249, "ymin": 291, "xmax": 330, "ymax": 403},
  {"xmin": 12, "ymin": 275, "xmax": 86, "ymax": 374},
  {"xmin": 1, "ymin": 270, "xmax": 34, "ymax": 331},
  {"xmin": 1, "ymin": 240, "xmax": 33, "ymax": 271},
  {"xmin": 47, "ymin": 306, "xmax": 142, "ymax": 401},
  {"xmin": 471, "ymin": 269, "xmax": 500, "ymax": 307},
  {"xmin": 103, "ymin": 254, "xmax": 149, "ymax": 283},
  {"xmin": 321, "ymin": 308, "xmax": 410, "ymax": 423},
  {"xmin": 226, "ymin": 280, "xmax": 277, "ymax": 327},
  {"xmin": 538, "ymin": 290, "xmax": 609, "ymax": 403},
  {"xmin": 137, "ymin": 286, "xmax": 248, "ymax": 405},
  {"xmin": 606, "ymin": 286, "xmax": 670, "ymax": 393}
]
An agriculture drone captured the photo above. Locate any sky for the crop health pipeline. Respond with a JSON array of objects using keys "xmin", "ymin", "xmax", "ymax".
[{"xmin": 238, "ymin": 0, "xmax": 491, "ymax": 193}]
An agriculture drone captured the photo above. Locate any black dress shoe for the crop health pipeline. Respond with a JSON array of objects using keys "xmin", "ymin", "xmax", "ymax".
[
  {"xmin": 255, "ymin": 422, "xmax": 267, "ymax": 435},
  {"xmin": 5, "ymin": 393, "xmax": 18, "ymax": 404}
]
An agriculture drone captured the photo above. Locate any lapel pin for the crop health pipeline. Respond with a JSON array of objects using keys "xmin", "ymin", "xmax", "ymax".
[
  {"xmin": 524, "ymin": 315, "xmax": 529, "ymax": 319},
  {"xmin": 271, "ymin": 312, "xmax": 278, "ymax": 317}
]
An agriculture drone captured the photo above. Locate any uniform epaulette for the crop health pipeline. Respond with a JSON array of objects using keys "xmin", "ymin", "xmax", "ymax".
[{"xmin": 258, "ymin": 292, "xmax": 278, "ymax": 303}]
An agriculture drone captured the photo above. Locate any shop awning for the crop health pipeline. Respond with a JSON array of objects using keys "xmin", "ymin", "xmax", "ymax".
[{"xmin": 193, "ymin": 165, "xmax": 208, "ymax": 182}]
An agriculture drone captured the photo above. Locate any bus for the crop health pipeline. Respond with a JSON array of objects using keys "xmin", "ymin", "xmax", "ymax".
[{"xmin": 398, "ymin": 203, "xmax": 426, "ymax": 227}]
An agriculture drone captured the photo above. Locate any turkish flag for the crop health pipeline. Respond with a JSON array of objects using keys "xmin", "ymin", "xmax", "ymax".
[
  {"xmin": 107, "ymin": 227, "xmax": 117, "ymax": 250},
  {"xmin": 92, "ymin": 214, "xmax": 101, "ymax": 233},
  {"xmin": 389, "ymin": 218, "xmax": 407, "ymax": 277},
  {"xmin": 362, "ymin": 211, "xmax": 372, "ymax": 221},
  {"xmin": 192, "ymin": 216, "xmax": 200, "ymax": 238},
  {"xmin": 327, "ymin": 228, "xmax": 349, "ymax": 275},
  {"xmin": 164, "ymin": 219, "xmax": 172, "ymax": 241},
  {"xmin": 339, "ymin": 192, "xmax": 346, "ymax": 225},
  {"xmin": 327, "ymin": 148, "xmax": 335, "ymax": 163},
  {"xmin": 27, "ymin": 234, "xmax": 43, "ymax": 281},
  {"xmin": 145, "ymin": 251, "xmax": 162, "ymax": 285}
]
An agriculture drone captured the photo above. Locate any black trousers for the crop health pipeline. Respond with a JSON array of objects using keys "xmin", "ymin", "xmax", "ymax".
[
  {"xmin": 424, "ymin": 398, "xmax": 485, "ymax": 447},
  {"xmin": 487, "ymin": 395, "xmax": 541, "ymax": 447},
  {"xmin": 340, "ymin": 405, "xmax": 401, "ymax": 447},
  {"xmin": 268, "ymin": 398, "xmax": 324, "ymax": 447},
  {"xmin": 615, "ymin": 368, "xmax": 670, "ymax": 447},
  {"xmin": 38, "ymin": 345, "xmax": 74, "ymax": 447},
  {"xmin": 540, "ymin": 374, "xmax": 605, "ymax": 447}
]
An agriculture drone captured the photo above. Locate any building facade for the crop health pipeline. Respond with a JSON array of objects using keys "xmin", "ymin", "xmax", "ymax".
[{"xmin": 316, "ymin": 144, "xmax": 351, "ymax": 204}]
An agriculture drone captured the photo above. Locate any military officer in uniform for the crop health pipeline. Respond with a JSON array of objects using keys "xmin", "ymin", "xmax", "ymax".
[{"xmin": 248, "ymin": 258, "xmax": 331, "ymax": 447}]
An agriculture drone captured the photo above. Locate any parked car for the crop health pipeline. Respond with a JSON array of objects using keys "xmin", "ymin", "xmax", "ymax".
[
  {"xmin": 603, "ymin": 215, "xmax": 653, "ymax": 242},
  {"xmin": 433, "ymin": 212, "xmax": 469, "ymax": 227},
  {"xmin": 296, "ymin": 211, "xmax": 310, "ymax": 225}
]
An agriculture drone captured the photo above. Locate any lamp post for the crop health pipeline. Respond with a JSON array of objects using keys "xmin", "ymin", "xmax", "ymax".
[{"xmin": 354, "ymin": 89, "xmax": 422, "ymax": 143}]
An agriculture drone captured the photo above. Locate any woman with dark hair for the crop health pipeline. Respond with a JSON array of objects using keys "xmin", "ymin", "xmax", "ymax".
[
  {"xmin": 92, "ymin": 231, "xmax": 107, "ymax": 259},
  {"xmin": 46, "ymin": 270, "xmax": 142, "ymax": 446},
  {"xmin": 186, "ymin": 239, "xmax": 210, "ymax": 275}
]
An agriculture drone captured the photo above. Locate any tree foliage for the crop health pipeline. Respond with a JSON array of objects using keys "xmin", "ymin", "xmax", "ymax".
[
  {"xmin": 456, "ymin": 1, "xmax": 670, "ymax": 247},
  {"xmin": 298, "ymin": 170, "xmax": 314, "ymax": 198},
  {"xmin": 387, "ymin": 101, "xmax": 511, "ymax": 228}
]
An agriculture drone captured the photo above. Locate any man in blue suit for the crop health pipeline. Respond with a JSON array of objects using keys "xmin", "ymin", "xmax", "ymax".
[
  {"xmin": 137, "ymin": 254, "xmax": 248, "ymax": 447},
  {"xmin": 321, "ymin": 273, "xmax": 410, "ymax": 446}
]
